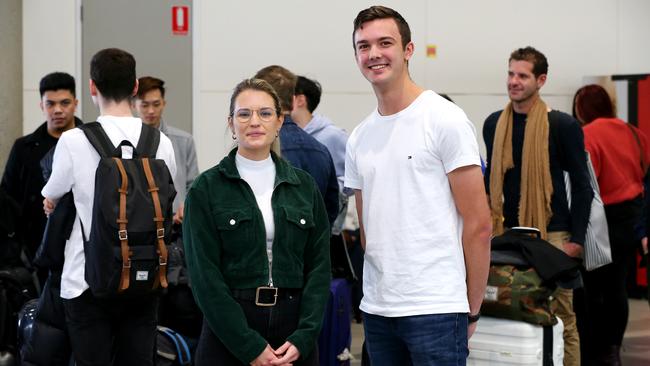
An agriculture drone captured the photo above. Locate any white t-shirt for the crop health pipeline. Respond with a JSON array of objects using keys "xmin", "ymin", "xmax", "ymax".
[
  {"xmin": 42, "ymin": 116, "xmax": 177, "ymax": 299},
  {"xmin": 344, "ymin": 90, "xmax": 481, "ymax": 317}
]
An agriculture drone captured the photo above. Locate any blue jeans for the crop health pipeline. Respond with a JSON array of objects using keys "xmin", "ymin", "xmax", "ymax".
[{"xmin": 363, "ymin": 312, "xmax": 468, "ymax": 366}]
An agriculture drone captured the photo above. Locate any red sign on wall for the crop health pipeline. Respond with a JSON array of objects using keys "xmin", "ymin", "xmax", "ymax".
[{"xmin": 172, "ymin": 6, "xmax": 189, "ymax": 35}]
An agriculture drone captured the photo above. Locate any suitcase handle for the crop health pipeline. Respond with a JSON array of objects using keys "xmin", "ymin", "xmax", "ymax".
[{"xmin": 509, "ymin": 226, "xmax": 541, "ymax": 238}]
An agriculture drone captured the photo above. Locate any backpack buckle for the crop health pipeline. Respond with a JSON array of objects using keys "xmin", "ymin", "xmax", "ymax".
[
  {"xmin": 159, "ymin": 256, "xmax": 167, "ymax": 266},
  {"xmin": 118, "ymin": 230, "xmax": 128, "ymax": 240},
  {"xmin": 156, "ymin": 228, "xmax": 165, "ymax": 239},
  {"xmin": 255, "ymin": 286, "xmax": 278, "ymax": 307},
  {"xmin": 123, "ymin": 259, "xmax": 131, "ymax": 269}
]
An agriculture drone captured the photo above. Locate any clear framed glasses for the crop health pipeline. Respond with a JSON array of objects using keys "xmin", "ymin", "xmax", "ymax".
[{"xmin": 233, "ymin": 107, "xmax": 277, "ymax": 123}]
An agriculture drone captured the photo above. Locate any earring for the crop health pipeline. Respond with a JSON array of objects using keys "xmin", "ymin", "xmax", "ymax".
[
  {"xmin": 275, "ymin": 131, "xmax": 280, "ymax": 138},
  {"xmin": 232, "ymin": 133, "xmax": 237, "ymax": 140}
]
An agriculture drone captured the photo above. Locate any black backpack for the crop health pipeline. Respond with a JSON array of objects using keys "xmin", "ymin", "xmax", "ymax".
[
  {"xmin": 80, "ymin": 122, "xmax": 176, "ymax": 297},
  {"xmin": 0, "ymin": 267, "xmax": 38, "ymax": 361}
]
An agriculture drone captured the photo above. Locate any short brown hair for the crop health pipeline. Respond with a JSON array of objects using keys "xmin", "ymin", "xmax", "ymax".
[
  {"xmin": 137, "ymin": 76, "xmax": 165, "ymax": 99},
  {"xmin": 352, "ymin": 6, "xmax": 411, "ymax": 51},
  {"xmin": 254, "ymin": 65, "xmax": 297, "ymax": 113},
  {"xmin": 509, "ymin": 46, "xmax": 548, "ymax": 78},
  {"xmin": 90, "ymin": 48, "xmax": 136, "ymax": 103}
]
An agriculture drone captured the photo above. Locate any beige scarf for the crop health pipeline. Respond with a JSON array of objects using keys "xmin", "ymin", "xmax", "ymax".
[{"xmin": 489, "ymin": 98, "xmax": 553, "ymax": 239}]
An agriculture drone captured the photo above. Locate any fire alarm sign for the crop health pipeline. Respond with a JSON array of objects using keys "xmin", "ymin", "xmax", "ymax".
[{"xmin": 172, "ymin": 6, "xmax": 189, "ymax": 35}]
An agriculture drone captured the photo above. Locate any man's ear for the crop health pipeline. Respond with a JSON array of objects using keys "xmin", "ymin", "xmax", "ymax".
[
  {"xmin": 404, "ymin": 41, "xmax": 415, "ymax": 61},
  {"xmin": 89, "ymin": 79, "xmax": 97, "ymax": 96},
  {"xmin": 536, "ymin": 74, "xmax": 547, "ymax": 89},
  {"xmin": 295, "ymin": 94, "xmax": 307, "ymax": 109},
  {"xmin": 132, "ymin": 79, "xmax": 139, "ymax": 97}
]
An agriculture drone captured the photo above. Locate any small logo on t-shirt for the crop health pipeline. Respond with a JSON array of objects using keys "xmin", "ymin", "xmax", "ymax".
[{"xmin": 407, "ymin": 155, "xmax": 412, "ymax": 159}]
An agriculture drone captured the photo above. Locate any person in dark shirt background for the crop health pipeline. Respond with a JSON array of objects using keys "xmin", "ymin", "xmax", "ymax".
[{"xmin": 1, "ymin": 72, "xmax": 82, "ymax": 268}]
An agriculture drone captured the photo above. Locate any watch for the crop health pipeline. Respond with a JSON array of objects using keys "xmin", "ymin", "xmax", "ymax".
[{"xmin": 468, "ymin": 312, "xmax": 481, "ymax": 323}]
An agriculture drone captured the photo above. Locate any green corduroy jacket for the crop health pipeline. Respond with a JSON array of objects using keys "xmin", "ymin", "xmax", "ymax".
[{"xmin": 183, "ymin": 148, "xmax": 331, "ymax": 363}]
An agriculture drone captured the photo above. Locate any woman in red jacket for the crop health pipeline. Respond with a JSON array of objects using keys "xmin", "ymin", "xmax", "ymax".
[{"xmin": 573, "ymin": 84, "xmax": 650, "ymax": 365}]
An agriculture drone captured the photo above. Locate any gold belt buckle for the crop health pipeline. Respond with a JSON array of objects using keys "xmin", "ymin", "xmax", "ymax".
[{"xmin": 255, "ymin": 286, "xmax": 278, "ymax": 307}]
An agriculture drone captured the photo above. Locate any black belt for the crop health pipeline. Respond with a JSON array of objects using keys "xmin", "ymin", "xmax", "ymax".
[{"xmin": 231, "ymin": 287, "xmax": 301, "ymax": 307}]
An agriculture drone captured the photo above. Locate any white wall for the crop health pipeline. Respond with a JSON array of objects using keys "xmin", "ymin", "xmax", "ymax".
[
  {"xmin": 21, "ymin": 0, "xmax": 650, "ymax": 171},
  {"xmin": 22, "ymin": 0, "xmax": 79, "ymax": 135},
  {"xmin": 618, "ymin": 0, "xmax": 650, "ymax": 73},
  {"xmin": 193, "ymin": 0, "xmax": 650, "ymax": 170}
]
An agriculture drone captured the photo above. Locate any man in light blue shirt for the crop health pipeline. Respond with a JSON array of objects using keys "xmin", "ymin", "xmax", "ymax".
[{"xmin": 291, "ymin": 75, "xmax": 351, "ymax": 234}]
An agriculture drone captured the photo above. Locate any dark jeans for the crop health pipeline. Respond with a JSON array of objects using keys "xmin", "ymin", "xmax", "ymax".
[
  {"xmin": 62, "ymin": 290, "xmax": 159, "ymax": 366},
  {"xmin": 363, "ymin": 312, "xmax": 469, "ymax": 366},
  {"xmin": 195, "ymin": 289, "xmax": 318, "ymax": 366}
]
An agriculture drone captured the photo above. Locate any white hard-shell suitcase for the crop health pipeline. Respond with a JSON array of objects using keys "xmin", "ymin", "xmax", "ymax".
[{"xmin": 468, "ymin": 316, "xmax": 564, "ymax": 366}]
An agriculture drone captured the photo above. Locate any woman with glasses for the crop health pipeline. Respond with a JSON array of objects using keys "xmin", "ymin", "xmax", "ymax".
[{"xmin": 184, "ymin": 78, "xmax": 331, "ymax": 366}]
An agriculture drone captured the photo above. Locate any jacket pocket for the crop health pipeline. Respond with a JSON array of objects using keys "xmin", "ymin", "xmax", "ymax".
[
  {"xmin": 281, "ymin": 206, "xmax": 315, "ymax": 257},
  {"xmin": 214, "ymin": 208, "xmax": 256, "ymax": 266},
  {"xmin": 215, "ymin": 208, "xmax": 253, "ymax": 231}
]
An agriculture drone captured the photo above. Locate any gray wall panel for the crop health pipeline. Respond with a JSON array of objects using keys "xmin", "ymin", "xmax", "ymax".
[
  {"xmin": 0, "ymin": 0, "xmax": 23, "ymax": 175},
  {"xmin": 81, "ymin": 0, "xmax": 192, "ymax": 133}
]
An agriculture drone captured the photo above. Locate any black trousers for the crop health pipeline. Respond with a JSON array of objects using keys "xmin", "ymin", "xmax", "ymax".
[
  {"xmin": 576, "ymin": 198, "xmax": 641, "ymax": 363},
  {"xmin": 195, "ymin": 289, "xmax": 318, "ymax": 366},
  {"xmin": 63, "ymin": 290, "xmax": 159, "ymax": 366}
]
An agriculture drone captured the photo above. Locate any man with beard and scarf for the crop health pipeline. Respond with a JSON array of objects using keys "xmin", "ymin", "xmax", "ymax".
[{"xmin": 483, "ymin": 46, "xmax": 593, "ymax": 366}]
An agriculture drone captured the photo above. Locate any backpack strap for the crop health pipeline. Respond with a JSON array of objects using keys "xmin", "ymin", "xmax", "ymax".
[
  {"xmin": 626, "ymin": 123, "xmax": 647, "ymax": 173},
  {"xmin": 136, "ymin": 123, "xmax": 161, "ymax": 158},
  {"xmin": 79, "ymin": 122, "xmax": 116, "ymax": 158},
  {"xmin": 158, "ymin": 326, "xmax": 191, "ymax": 365},
  {"xmin": 113, "ymin": 158, "xmax": 132, "ymax": 292},
  {"xmin": 548, "ymin": 113, "xmax": 565, "ymax": 165},
  {"xmin": 141, "ymin": 158, "xmax": 169, "ymax": 289}
]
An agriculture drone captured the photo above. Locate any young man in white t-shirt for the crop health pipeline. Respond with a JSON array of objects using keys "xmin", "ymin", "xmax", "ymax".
[
  {"xmin": 42, "ymin": 48, "xmax": 177, "ymax": 366},
  {"xmin": 345, "ymin": 6, "xmax": 492, "ymax": 365}
]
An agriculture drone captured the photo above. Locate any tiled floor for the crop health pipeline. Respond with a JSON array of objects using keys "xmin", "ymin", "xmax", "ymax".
[
  {"xmin": 349, "ymin": 320, "xmax": 363, "ymax": 366},
  {"xmin": 621, "ymin": 299, "xmax": 650, "ymax": 366},
  {"xmin": 348, "ymin": 299, "xmax": 650, "ymax": 365}
]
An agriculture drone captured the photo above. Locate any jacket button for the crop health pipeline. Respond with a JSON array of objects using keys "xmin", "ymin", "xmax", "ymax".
[
  {"xmin": 229, "ymin": 219, "xmax": 236, "ymax": 225},
  {"xmin": 300, "ymin": 219, "xmax": 306, "ymax": 225}
]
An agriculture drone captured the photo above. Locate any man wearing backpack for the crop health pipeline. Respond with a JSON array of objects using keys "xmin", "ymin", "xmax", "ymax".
[{"xmin": 41, "ymin": 48, "xmax": 177, "ymax": 366}]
